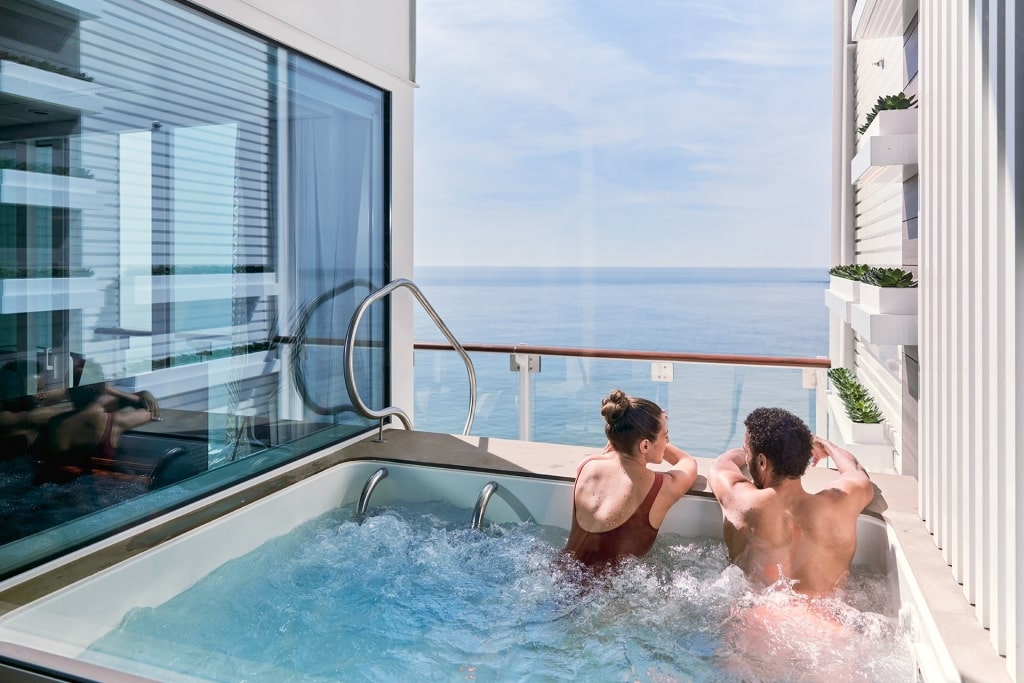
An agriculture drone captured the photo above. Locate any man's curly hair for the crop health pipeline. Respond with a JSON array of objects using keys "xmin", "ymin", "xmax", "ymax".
[{"xmin": 744, "ymin": 407, "xmax": 813, "ymax": 478}]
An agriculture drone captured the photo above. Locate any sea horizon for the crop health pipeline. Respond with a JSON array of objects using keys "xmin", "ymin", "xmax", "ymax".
[{"xmin": 412, "ymin": 266, "xmax": 829, "ymax": 453}]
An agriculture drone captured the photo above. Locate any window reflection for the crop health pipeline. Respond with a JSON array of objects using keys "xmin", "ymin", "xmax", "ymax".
[{"xmin": 0, "ymin": 0, "xmax": 389, "ymax": 578}]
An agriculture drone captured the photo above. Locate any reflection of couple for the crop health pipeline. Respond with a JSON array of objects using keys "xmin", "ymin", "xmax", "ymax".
[
  {"xmin": 564, "ymin": 390, "xmax": 873, "ymax": 596},
  {"xmin": 0, "ymin": 357, "xmax": 160, "ymax": 482},
  {"xmin": 38, "ymin": 371, "xmax": 159, "ymax": 480}
]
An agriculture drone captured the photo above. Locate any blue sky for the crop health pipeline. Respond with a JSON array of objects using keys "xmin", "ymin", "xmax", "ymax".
[{"xmin": 414, "ymin": 1, "xmax": 834, "ymax": 268}]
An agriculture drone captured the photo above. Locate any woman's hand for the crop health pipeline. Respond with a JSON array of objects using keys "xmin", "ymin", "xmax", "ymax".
[{"xmin": 135, "ymin": 390, "xmax": 161, "ymax": 420}]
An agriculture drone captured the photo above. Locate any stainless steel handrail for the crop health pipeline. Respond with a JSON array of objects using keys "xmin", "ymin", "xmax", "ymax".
[
  {"xmin": 353, "ymin": 467, "xmax": 388, "ymax": 522},
  {"xmin": 471, "ymin": 481, "xmax": 499, "ymax": 531},
  {"xmin": 345, "ymin": 278, "xmax": 477, "ymax": 435}
]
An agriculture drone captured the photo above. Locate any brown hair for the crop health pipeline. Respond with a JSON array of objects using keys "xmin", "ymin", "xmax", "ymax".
[
  {"xmin": 743, "ymin": 407, "xmax": 813, "ymax": 478},
  {"xmin": 601, "ymin": 389, "xmax": 663, "ymax": 456}
]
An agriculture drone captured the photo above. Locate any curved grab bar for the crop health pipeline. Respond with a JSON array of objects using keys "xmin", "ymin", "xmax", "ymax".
[
  {"xmin": 471, "ymin": 481, "xmax": 499, "ymax": 531},
  {"xmin": 344, "ymin": 278, "xmax": 477, "ymax": 435},
  {"xmin": 353, "ymin": 466, "xmax": 388, "ymax": 522}
]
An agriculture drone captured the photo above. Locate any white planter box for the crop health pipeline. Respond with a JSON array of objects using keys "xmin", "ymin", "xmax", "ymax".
[
  {"xmin": 828, "ymin": 275, "xmax": 860, "ymax": 301},
  {"xmin": 851, "ymin": 133, "xmax": 918, "ymax": 184},
  {"xmin": 0, "ymin": 169, "xmax": 99, "ymax": 209},
  {"xmin": 849, "ymin": 305, "xmax": 918, "ymax": 345},
  {"xmin": 0, "ymin": 276, "xmax": 102, "ymax": 314},
  {"xmin": 130, "ymin": 272, "xmax": 277, "ymax": 304},
  {"xmin": 824, "ymin": 288, "xmax": 853, "ymax": 323},
  {"xmin": 858, "ymin": 284, "xmax": 917, "ymax": 314},
  {"xmin": 0, "ymin": 60, "xmax": 102, "ymax": 113},
  {"xmin": 861, "ymin": 109, "xmax": 918, "ymax": 138},
  {"xmin": 851, "ymin": 108, "xmax": 918, "ymax": 185},
  {"xmin": 826, "ymin": 391, "xmax": 887, "ymax": 445}
]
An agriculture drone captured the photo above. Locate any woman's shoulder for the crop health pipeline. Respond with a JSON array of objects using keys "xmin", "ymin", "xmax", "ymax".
[{"xmin": 576, "ymin": 452, "xmax": 618, "ymax": 475}]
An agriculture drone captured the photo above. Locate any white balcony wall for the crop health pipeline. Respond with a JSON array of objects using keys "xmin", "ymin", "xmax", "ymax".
[
  {"xmin": 842, "ymin": 17, "xmax": 917, "ymax": 470},
  {"xmin": 918, "ymin": 1, "xmax": 1022, "ymax": 680},
  {"xmin": 853, "ymin": 37, "xmax": 906, "ymax": 144},
  {"xmin": 853, "ymin": 180, "xmax": 904, "ymax": 264},
  {"xmin": 192, "ymin": 0, "xmax": 414, "ymax": 85}
]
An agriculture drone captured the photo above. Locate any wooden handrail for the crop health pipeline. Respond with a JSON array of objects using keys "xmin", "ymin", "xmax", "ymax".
[{"xmin": 414, "ymin": 341, "xmax": 830, "ymax": 369}]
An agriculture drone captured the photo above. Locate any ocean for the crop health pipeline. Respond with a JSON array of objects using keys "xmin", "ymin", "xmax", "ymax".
[{"xmin": 411, "ymin": 267, "xmax": 829, "ymax": 458}]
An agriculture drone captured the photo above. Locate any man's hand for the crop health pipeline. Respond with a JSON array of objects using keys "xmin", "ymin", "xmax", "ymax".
[{"xmin": 811, "ymin": 437, "xmax": 830, "ymax": 466}]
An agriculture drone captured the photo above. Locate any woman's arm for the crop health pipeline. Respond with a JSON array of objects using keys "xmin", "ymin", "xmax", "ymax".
[
  {"xmin": 662, "ymin": 444, "xmax": 698, "ymax": 494},
  {"xmin": 106, "ymin": 386, "xmax": 161, "ymax": 420}
]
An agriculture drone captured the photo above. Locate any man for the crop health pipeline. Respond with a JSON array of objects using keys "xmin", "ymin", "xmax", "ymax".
[{"xmin": 708, "ymin": 406, "xmax": 874, "ymax": 596}]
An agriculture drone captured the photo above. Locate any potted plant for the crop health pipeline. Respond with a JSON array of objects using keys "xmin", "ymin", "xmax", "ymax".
[
  {"xmin": 858, "ymin": 266, "xmax": 918, "ymax": 314},
  {"xmin": 858, "ymin": 92, "xmax": 918, "ymax": 135},
  {"xmin": 828, "ymin": 264, "xmax": 869, "ymax": 300},
  {"xmin": 826, "ymin": 368, "xmax": 886, "ymax": 444}
]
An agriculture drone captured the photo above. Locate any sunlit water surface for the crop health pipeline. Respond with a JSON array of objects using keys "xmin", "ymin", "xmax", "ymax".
[{"xmin": 85, "ymin": 501, "xmax": 916, "ymax": 682}]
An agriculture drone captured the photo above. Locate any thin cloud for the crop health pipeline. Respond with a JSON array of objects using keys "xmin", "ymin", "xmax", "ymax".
[{"xmin": 415, "ymin": 0, "xmax": 833, "ymax": 268}]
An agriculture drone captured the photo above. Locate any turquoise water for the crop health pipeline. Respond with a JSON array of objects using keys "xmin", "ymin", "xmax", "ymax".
[
  {"xmin": 412, "ymin": 267, "xmax": 828, "ymax": 455},
  {"xmin": 85, "ymin": 502, "xmax": 915, "ymax": 682}
]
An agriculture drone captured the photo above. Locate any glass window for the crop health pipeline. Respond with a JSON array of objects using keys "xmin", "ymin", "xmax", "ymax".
[
  {"xmin": 903, "ymin": 14, "xmax": 919, "ymax": 90},
  {"xmin": 0, "ymin": 0, "xmax": 389, "ymax": 578}
]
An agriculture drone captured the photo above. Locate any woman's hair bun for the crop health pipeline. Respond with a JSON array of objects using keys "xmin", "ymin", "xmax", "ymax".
[{"xmin": 600, "ymin": 389, "xmax": 630, "ymax": 424}]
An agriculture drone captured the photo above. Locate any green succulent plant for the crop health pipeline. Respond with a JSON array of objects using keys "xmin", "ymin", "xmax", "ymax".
[
  {"xmin": 828, "ymin": 367, "xmax": 884, "ymax": 424},
  {"xmin": 863, "ymin": 267, "xmax": 917, "ymax": 288},
  {"xmin": 858, "ymin": 92, "xmax": 917, "ymax": 134},
  {"xmin": 0, "ymin": 49, "xmax": 93, "ymax": 82},
  {"xmin": 827, "ymin": 367, "xmax": 856, "ymax": 392},
  {"xmin": 0, "ymin": 159, "xmax": 94, "ymax": 178},
  {"xmin": 844, "ymin": 396, "xmax": 884, "ymax": 424},
  {"xmin": 829, "ymin": 264, "xmax": 870, "ymax": 281}
]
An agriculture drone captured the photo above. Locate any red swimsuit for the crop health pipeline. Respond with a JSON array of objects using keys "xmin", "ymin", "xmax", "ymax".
[{"xmin": 564, "ymin": 460, "xmax": 665, "ymax": 567}]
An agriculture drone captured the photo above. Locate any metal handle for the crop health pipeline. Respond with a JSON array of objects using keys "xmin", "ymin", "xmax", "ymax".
[{"xmin": 344, "ymin": 278, "xmax": 476, "ymax": 435}]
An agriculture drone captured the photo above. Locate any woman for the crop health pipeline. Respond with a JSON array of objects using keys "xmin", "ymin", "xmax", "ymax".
[
  {"xmin": 564, "ymin": 389, "xmax": 698, "ymax": 567},
  {"xmin": 34, "ymin": 380, "xmax": 156, "ymax": 482}
]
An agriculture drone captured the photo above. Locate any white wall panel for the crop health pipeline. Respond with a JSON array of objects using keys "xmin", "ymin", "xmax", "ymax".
[
  {"xmin": 853, "ymin": 37, "xmax": 905, "ymax": 137},
  {"xmin": 919, "ymin": 0, "xmax": 1021, "ymax": 678},
  {"xmin": 191, "ymin": 0, "xmax": 414, "ymax": 88}
]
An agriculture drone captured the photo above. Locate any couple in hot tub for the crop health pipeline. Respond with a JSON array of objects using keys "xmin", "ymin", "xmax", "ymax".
[{"xmin": 564, "ymin": 389, "xmax": 874, "ymax": 597}]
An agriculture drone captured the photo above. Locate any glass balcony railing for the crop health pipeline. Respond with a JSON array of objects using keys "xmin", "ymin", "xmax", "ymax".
[{"xmin": 413, "ymin": 342, "xmax": 829, "ymax": 459}]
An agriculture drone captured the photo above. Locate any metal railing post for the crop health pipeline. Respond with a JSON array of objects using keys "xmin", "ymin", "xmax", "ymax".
[{"xmin": 511, "ymin": 352, "xmax": 540, "ymax": 441}]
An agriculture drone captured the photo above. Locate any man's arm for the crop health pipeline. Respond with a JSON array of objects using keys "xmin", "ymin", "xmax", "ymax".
[
  {"xmin": 708, "ymin": 448, "xmax": 754, "ymax": 507},
  {"xmin": 813, "ymin": 437, "xmax": 874, "ymax": 510}
]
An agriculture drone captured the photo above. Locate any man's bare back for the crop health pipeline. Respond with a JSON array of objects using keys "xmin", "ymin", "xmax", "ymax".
[{"xmin": 710, "ymin": 408, "xmax": 874, "ymax": 596}]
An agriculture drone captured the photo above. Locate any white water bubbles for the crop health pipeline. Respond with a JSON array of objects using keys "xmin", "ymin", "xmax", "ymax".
[{"xmin": 85, "ymin": 503, "xmax": 915, "ymax": 682}]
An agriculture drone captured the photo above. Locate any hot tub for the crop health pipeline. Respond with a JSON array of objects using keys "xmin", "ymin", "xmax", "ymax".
[{"xmin": 0, "ymin": 441, "xmax": 958, "ymax": 682}]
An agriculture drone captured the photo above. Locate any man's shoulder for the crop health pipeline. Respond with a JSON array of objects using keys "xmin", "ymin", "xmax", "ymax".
[
  {"xmin": 806, "ymin": 482, "xmax": 872, "ymax": 519},
  {"xmin": 720, "ymin": 482, "xmax": 774, "ymax": 515}
]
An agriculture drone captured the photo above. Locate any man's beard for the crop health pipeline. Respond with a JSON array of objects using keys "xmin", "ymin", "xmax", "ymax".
[{"xmin": 750, "ymin": 466, "xmax": 764, "ymax": 489}]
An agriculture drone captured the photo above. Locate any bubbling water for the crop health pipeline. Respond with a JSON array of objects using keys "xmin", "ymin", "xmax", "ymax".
[{"xmin": 85, "ymin": 501, "xmax": 916, "ymax": 682}]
